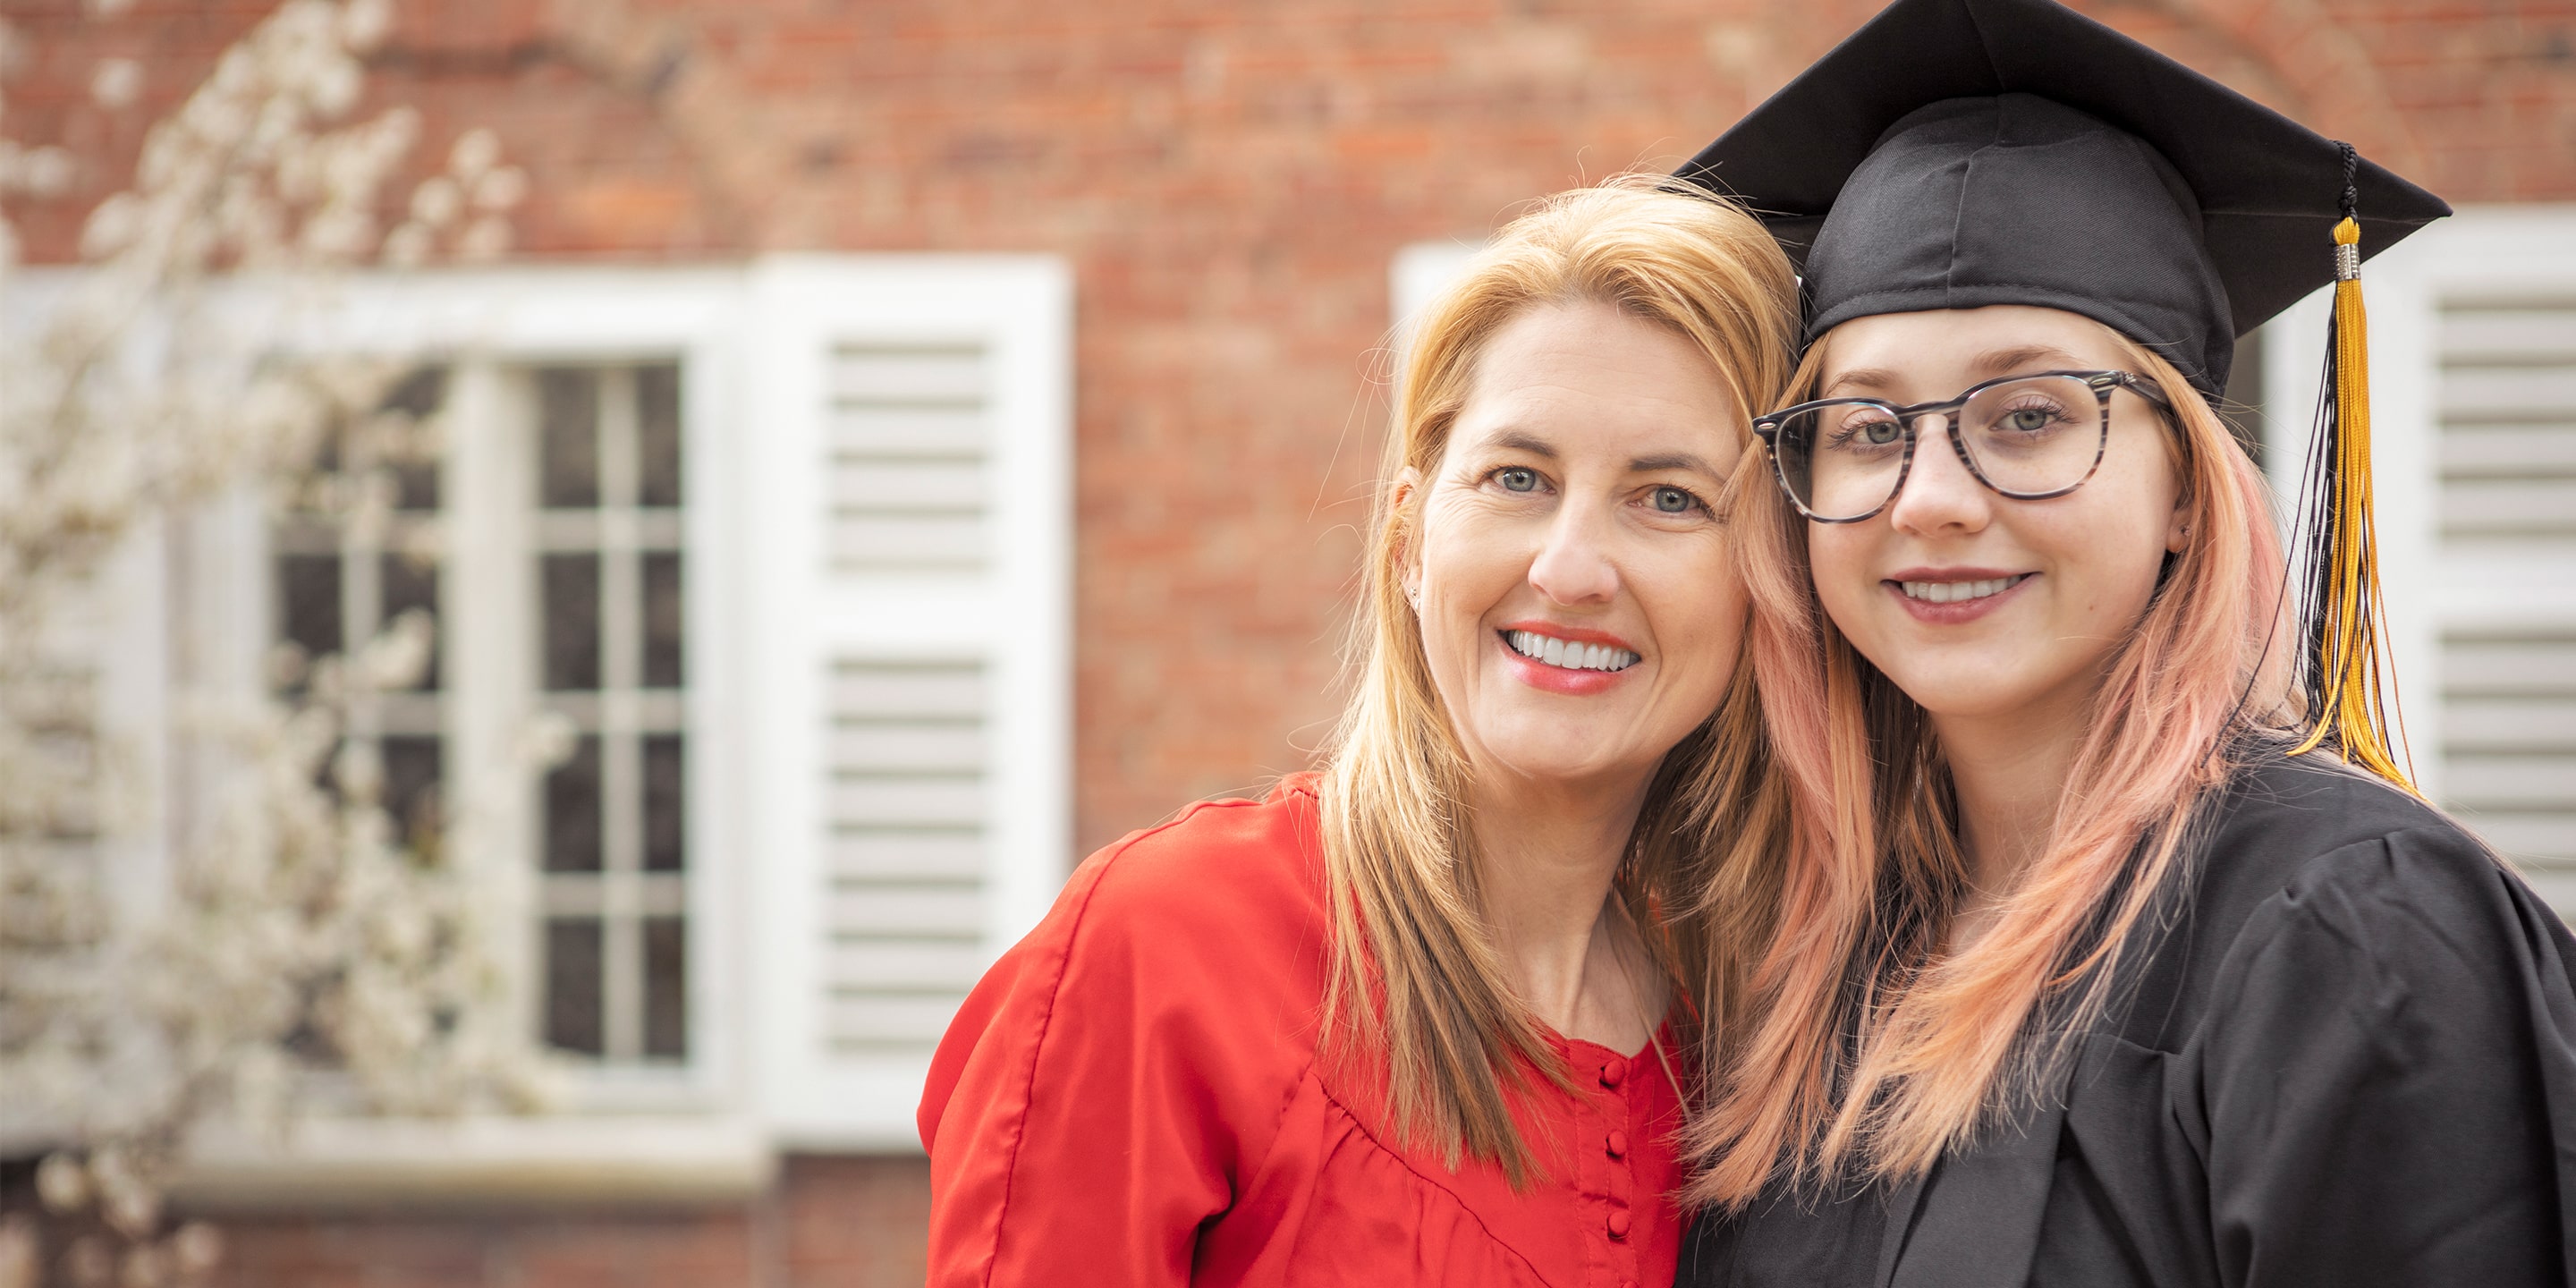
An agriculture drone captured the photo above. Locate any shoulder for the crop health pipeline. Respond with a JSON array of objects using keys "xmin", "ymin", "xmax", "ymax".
[
  {"xmin": 2157, "ymin": 749, "xmax": 2568, "ymax": 1023},
  {"xmin": 918, "ymin": 775, "xmax": 1330, "ymax": 1148},
  {"xmin": 1064, "ymin": 772, "xmax": 1328, "ymax": 947},
  {"xmin": 2188, "ymin": 750, "xmax": 2507, "ymax": 928},
  {"xmin": 2119, "ymin": 750, "xmax": 2560, "ymax": 1043},
  {"xmin": 996, "ymin": 773, "xmax": 1331, "ymax": 1025}
]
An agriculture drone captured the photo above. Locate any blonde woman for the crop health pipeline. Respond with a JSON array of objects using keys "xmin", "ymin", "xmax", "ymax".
[
  {"xmin": 918, "ymin": 178, "xmax": 1798, "ymax": 1286},
  {"xmin": 1672, "ymin": 0, "xmax": 2576, "ymax": 1284}
]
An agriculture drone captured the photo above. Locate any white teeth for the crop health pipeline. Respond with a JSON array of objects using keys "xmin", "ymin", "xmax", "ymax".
[
  {"xmin": 1504, "ymin": 630, "xmax": 1640, "ymax": 673},
  {"xmin": 1899, "ymin": 575, "xmax": 2026, "ymax": 604}
]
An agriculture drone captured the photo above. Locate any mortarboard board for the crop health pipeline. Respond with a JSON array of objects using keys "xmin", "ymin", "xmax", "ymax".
[{"xmin": 1676, "ymin": 0, "xmax": 2448, "ymax": 787}]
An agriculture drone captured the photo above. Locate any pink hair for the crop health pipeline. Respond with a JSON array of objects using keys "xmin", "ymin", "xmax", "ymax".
[{"xmin": 1684, "ymin": 330, "xmax": 2300, "ymax": 1206}]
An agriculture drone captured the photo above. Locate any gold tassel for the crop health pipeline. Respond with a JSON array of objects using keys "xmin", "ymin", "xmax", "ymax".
[{"xmin": 2285, "ymin": 210, "xmax": 2416, "ymax": 791}]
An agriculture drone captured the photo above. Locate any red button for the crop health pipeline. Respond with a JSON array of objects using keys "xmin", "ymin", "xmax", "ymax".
[
  {"xmin": 1606, "ymin": 1130, "xmax": 1628, "ymax": 1158},
  {"xmin": 1607, "ymin": 1210, "xmax": 1631, "ymax": 1240},
  {"xmin": 1599, "ymin": 1058, "xmax": 1628, "ymax": 1089}
]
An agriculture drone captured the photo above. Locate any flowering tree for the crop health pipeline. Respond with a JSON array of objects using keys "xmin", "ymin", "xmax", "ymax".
[{"xmin": 0, "ymin": 3, "xmax": 543, "ymax": 1283}]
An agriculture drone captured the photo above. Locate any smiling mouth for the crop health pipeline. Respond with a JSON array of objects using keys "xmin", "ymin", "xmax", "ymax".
[
  {"xmin": 1502, "ymin": 630, "xmax": 1640, "ymax": 673},
  {"xmin": 1895, "ymin": 573, "xmax": 2033, "ymax": 605}
]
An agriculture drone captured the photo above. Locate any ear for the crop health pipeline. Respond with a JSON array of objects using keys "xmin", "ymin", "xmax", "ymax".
[
  {"xmin": 1389, "ymin": 467, "xmax": 1427, "ymax": 605},
  {"xmin": 2165, "ymin": 490, "xmax": 2194, "ymax": 555}
]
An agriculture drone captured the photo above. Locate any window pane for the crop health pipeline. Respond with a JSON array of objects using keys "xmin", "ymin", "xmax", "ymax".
[
  {"xmin": 276, "ymin": 555, "xmax": 342, "ymax": 665},
  {"xmin": 543, "ymin": 735, "xmax": 602, "ymax": 873},
  {"xmin": 543, "ymin": 918, "xmax": 605, "ymax": 1056},
  {"xmin": 541, "ymin": 554, "xmax": 600, "ymax": 691},
  {"xmin": 538, "ymin": 369, "xmax": 599, "ymax": 509},
  {"xmin": 644, "ymin": 734, "xmax": 684, "ymax": 872},
  {"xmin": 381, "ymin": 735, "xmax": 443, "ymax": 857},
  {"xmin": 381, "ymin": 553, "xmax": 441, "ymax": 691},
  {"xmin": 638, "ymin": 363, "xmax": 683, "ymax": 508},
  {"xmin": 384, "ymin": 367, "xmax": 447, "ymax": 512},
  {"xmin": 643, "ymin": 552, "xmax": 683, "ymax": 689},
  {"xmin": 643, "ymin": 916, "xmax": 687, "ymax": 1060}
]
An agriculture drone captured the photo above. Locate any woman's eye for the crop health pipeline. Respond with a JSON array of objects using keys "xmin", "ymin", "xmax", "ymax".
[
  {"xmin": 1836, "ymin": 413, "xmax": 1902, "ymax": 446},
  {"xmin": 1496, "ymin": 467, "xmax": 1540, "ymax": 493},
  {"xmin": 1998, "ymin": 404, "xmax": 2065, "ymax": 434},
  {"xmin": 1650, "ymin": 486, "xmax": 1698, "ymax": 514}
]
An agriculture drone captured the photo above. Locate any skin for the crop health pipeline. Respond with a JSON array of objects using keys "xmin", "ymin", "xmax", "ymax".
[
  {"xmin": 1804, "ymin": 305, "xmax": 2189, "ymax": 943},
  {"xmin": 1396, "ymin": 298, "xmax": 1750, "ymax": 1054}
]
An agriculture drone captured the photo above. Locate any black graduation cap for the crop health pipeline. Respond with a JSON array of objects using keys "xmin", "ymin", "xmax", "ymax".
[
  {"xmin": 1677, "ymin": 0, "xmax": 2448, "ymax": 785},
  {"xmin": 1674, "ymin": 0, "xmax": 2450, "ymax": 397}
]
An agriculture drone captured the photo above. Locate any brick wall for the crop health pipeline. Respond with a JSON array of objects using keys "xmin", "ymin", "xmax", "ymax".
[
  {"xmin": 8, "ymin": 0, "xmax": 2576, "ymax": 1279},
  {"xmin": 207, "ymin": 1157, "xmax": 928, "ymax": 1288}
]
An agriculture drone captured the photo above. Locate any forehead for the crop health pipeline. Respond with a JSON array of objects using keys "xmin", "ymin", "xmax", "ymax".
[
  {"xmin": 1448, "ymin": 301, "xmax": 1741, "ymax": 453},
  {"xmin": 1817, "ymin": 305, "xmax": 2128, "ymax": 395}
]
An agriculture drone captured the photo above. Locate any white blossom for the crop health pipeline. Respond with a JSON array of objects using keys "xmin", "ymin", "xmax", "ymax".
[
  {"xmin": 458, "ymin": 215, "xmax": 511, "ymax": 262},
  {"xmin": 2, "ymin": 1, "xmax": 544, "ymax": 1276},
  {"xmin": 471, "ymin": 165, "xmax": 528, "ymax": 212},
  {"xmin": 409, "ymin": 174, "xmax": 462, "ymax": 226},
  {"xmin": 448, "ymin": 127, "xmax": 500, "ymax": 179},
  {"xmin": 91, "ymin": 58, "xmax": 142, "ymax": 111}
]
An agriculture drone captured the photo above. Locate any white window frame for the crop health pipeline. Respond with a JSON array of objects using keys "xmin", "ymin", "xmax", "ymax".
[{"xmin": 29, "ymin": 255, "xmax": 1072, "ymax": 1201}]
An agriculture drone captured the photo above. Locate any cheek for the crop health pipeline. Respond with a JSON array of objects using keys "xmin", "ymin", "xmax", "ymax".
[
  {"xmin": 1805, "ymin": 526, "xmax": 1878, "ymax": 623},
  {"xmin": 1416, "ymin": 497, "xmax": 1528, "ymax": 630},
  {"xmin": 1643, "ymin": 538, "xmax": 1751, "ymax": 689},
  {"xmin": 2067, "ymin": 445, "xmax": 2186, "ymax": 610}
]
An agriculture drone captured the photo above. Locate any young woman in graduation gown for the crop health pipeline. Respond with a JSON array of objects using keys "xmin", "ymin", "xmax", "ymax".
[
  {"xmin": 1665, "ymin": 0, "xmax": 2576, "ymax": 1284},
  {"xmin": 917, "ymin": 178, "xmax": 1803, "ymax": 1287}
]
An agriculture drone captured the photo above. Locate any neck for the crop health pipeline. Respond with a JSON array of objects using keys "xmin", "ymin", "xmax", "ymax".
[
  {"xmin": 1466, "ymin": 767, "xmax": 1664, "ymax": 1049},
  {"xmin": 1929, "ymin": 681, "xmax": 2095, "ymax": 909}
]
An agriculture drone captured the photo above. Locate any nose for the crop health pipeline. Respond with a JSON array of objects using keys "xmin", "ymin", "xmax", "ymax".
[
  {"xmin": 1884, "ymin": 412, "xmax": 1992, "ymax": 536},
  {"xmin": 1528, "ymin": 496, "xmax": 1620, "ymax": 606}
]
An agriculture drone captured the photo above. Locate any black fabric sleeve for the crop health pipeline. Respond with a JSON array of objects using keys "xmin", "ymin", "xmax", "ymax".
[{"xmin": 2197, "ymin": 826, "xmax": 2576, "ymax": 1288}]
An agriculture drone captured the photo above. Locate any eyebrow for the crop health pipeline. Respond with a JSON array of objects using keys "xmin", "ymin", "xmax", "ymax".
[
  {"xmin": 1629, "ymin": 452, "xmax": 1723, "ymax": 477},
  {"xmin": 1489, "ymin": 430, "xmax": 1558, "ymax": 459},
  {"xmin": 1973, "ymin": 344, "xmax": 2087, "ymax": 375},
  {"xmin": 1822, "ymin": 367, "xmax": 1901, "ymax": 396},
  {"xmin": 1474, "ymin": 433, "xmax": 1721, "ymax": 478},
  {"xmin": 1821, "ymin": 345, "xmax": 2091, "ymax": 398}
]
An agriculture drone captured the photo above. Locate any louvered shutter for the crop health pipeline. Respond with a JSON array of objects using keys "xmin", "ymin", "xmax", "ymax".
[
  {"xmin": 2432, "ymin": 292, "xmax": 2576, "ymax": 913},
  {"xmin": 2268, "ymin": 212, "xmax": 2576, "ymax": 919},
  {"xmin": 741, "ymin": 256, "xmax": 1072, "ymax": 1147}
]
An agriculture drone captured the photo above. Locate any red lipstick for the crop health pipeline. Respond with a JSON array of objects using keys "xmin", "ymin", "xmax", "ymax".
[{"xmin": 1494, "ymin": 622, "xmax": 1642, "ymax": 696}]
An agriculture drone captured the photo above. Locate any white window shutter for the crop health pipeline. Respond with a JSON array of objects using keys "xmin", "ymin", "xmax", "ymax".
[
  {"xmin": 741, "ymin": 255, "xmax": 1073, "ymax": 1148},
  {"xmin": 2269, "ymin": 211, "xmax": 2576, "ymax": 918}
]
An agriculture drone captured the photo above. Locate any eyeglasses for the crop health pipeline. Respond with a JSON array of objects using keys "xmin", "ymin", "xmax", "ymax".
[{"xmin": 1752, "ymin": 370, "xmax": 2173, "ymax": 523}]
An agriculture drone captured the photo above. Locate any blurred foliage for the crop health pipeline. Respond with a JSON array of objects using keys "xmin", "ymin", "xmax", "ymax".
[{"xmin": 0, "ymin": 3, "xmax": 543, "ymax": 1284}]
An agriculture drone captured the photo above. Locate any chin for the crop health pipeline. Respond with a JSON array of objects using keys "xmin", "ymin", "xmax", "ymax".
[
  {"xmin": 1893, "ymin": 670, "xmax": 2055, "ymax": 722},
  {"xmin": 1477, "ymin": 728, "xmax": 1646, "ymax": 787}
]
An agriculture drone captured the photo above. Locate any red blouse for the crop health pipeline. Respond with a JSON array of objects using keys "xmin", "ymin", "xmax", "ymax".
[{"xmin": 919, "ymin": 775, "xmax": 1690, "ymax": 1288}]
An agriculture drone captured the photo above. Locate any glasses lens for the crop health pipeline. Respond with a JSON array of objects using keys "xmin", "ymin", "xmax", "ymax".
[
  {"xmin": 1956, "ymin": 376, "xmax": 2106, "ymax": 496},
  {"xmin": 1773, "ymin": 402, "xmax": 1908, "ymax": 520}
]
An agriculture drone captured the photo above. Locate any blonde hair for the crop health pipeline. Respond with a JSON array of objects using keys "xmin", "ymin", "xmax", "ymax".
[
  {"xmin": 1320, "ymin": 176, "xmax": 1801, "ymax": 1183},
  {"xmin": 1684, "ymin": 326, "xmax": 2301, "ymax": 1207}
]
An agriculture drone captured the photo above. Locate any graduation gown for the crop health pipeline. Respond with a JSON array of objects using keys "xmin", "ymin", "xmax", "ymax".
[
  {"xmin": 919, "ymin": 775, "xmax": 1693, "ymax": 1288},
  {"xmin": 1677, "ymin": 750, "xmax": 2576, "ymax": 1288}
]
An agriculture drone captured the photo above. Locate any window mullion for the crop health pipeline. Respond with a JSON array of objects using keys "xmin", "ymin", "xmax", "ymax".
[
  {"xmin": 342, "ymin": 426, "xmax": 385, "ymax": 752},
  {"xmin": 599, "ymin": 367, "xmax": 646, "ymax": 1063}
]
